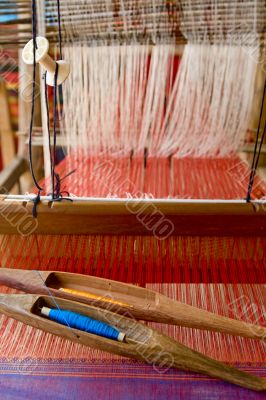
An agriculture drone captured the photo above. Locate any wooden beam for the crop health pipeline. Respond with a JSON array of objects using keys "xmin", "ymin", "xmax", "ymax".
[
  {"xmin": 0, "ymin": 157, "xmax": 28, "ymax": 193},
  {"xmin": 0, "ymin": 197, "xmax": 265, "ymax": 236},
  {"xmin": 0, "ymin": 79, "xmax": 16, "ymax": 167}
]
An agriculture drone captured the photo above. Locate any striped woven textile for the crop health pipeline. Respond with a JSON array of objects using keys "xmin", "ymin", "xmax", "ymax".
[
  {"xmin": 0, "ymin": 155, "xmax": 265, "ymax": 399},
  {"xmin": 0, "ymin": 361, "xmax": 264, "ymax": 400}
]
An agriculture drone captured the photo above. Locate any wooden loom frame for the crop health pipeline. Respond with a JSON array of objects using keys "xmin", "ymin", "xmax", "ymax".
[
  {"xmin": 0, "ymin": 3, "xmax": 266, "ymax": 238},
  {"xmin": 1, "ymin": 81, "xmax": 266, "ymax": 239},
  {"xmin": 0, "ymin": 59, "xmax": 265, "ymax": 237}
]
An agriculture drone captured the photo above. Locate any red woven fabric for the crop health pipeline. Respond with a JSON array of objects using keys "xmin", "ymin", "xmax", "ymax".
[
  {"xmin": 0, "ymin": 155, "xmax": 265, "ymax": 398},
  {"xmin": 39, "ymin": 153, "xmax": 266, "ymax": 200}
]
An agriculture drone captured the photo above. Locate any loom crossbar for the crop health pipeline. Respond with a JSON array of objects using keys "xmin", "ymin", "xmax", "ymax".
[{"xmin": 0, "ymin": 196, "xmax": 265, "ymax": 236}]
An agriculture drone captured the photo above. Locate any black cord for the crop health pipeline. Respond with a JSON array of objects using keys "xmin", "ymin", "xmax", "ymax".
[
  {"xmin": 30, "ymin": 0, "xmax": 73, "ymax": 215},
  {"xmin": 44, "ymin": 71, "xmax": 54, "ymax": 180},
  {"xmin": 44, "ymin": 67, "xmax": 75, "ymax": 201},
  {"xmin": 49, "ymin": 0, "xmax": 75, "ymax": 201},
  {"xmin": 56, "ymin": 0, "xmax": 64, "ymax": 109},
  {"xmin": 246, "ymin": 78, "xmax": 266, "ymax": 202},
  {"xmin": 52, "ymin": 62, "xmax": 59, "ymax": 198},
  {"xmin": 29, "ymin": 0, "xmax": 43, "ymax": 192},
  {"xmin": 57, "ymin": 0, "xmax": 63, "ymax": 60},
  {"xmin": 29, "ymin": 0, "xmax": 43, "ymax": 217}
]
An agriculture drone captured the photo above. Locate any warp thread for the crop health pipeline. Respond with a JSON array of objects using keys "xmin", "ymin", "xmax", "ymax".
[
  {"xmin": 29, "ymin": 0, "xmax": 45, "ymax": 217},
  {"xmin": 246, "ymin": 78, "xmax": 266, "ymax": 201}
]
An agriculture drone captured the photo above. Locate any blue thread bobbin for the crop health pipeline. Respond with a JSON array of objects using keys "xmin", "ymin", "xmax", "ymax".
[{"xmin": 41, "ymin": 307, "xmax": 125, "ymax": 342}]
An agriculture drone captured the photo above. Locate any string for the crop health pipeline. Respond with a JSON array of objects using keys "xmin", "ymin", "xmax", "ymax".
[
  {"xmin": 44, "ymin": 71, "xmax": 53, "ymax": 180},
  {"xmin": 246, "ymin": 78, "xmax": 266, "ymax": 202},
  {"xmin": 44, "ymin": 61, "xmax": 75, "ymax": 200},
  {"xmin": 29, "ymin": 0, "xmax": 43, "ymax": 217},
  {"xmin": 42, "ymin": 2, "xmax": 73, "ymax": 201},
  {"xmin": 44, "ymin": 66, "xmax": 75, "ymax": 200},
  {"xmin": 52, "ymin": 62, "xmax": 59, "ymax": 198},
  {"xmin": 50, "ymin": 0, "xmax": 75, "ymax": 200},
  {"xmin": 28, "ymin": 0, "xmax": 70, "ymax": 216},
  {"xmin": 56, "ymin": 0, "xmax": 63, "ymax": 60}
]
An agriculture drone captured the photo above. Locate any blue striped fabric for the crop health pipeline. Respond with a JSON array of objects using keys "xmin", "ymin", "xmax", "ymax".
[{"xmin": 0, "ymin": 359, "xmax": 265, "ymax": 400}]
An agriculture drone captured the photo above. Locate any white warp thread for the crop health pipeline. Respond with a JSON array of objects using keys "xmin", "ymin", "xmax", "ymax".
[
  {"xmin": 62, "ymin": 41, "xmax": 259, "ymax": 157},
  {"xmin": 46, "ymin": 0, "xmax": 263, "ymax": 158}
]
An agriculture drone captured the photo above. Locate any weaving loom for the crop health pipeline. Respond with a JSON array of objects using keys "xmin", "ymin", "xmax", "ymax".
[{"xmin": 0, "ymin": 1, "xmax": 266, "ymax": 399}]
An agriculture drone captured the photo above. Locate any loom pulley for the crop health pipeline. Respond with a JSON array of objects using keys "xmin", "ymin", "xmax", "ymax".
[{"xmin": 22, "ymin": 36, "xmax": 70, "ymax": 86}]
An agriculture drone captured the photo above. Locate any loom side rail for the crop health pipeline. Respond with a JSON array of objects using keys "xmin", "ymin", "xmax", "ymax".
[{"xmin": 0, "ymin": 195, "xmax": 265, "ymax": 236}]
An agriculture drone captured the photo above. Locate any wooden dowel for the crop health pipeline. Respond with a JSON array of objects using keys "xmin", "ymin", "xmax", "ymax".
[{"xmin": 0, "ymin": 196, "xmax": 265, "ymax": 235}]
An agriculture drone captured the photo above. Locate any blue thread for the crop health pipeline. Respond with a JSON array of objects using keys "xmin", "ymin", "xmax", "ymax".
[{"xmin": 47, "ymin": 309, "xmax": 121, "ymax": 341}]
